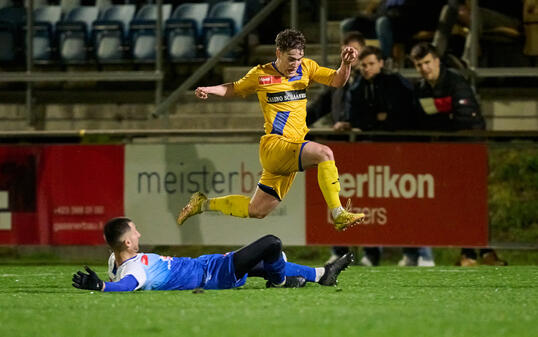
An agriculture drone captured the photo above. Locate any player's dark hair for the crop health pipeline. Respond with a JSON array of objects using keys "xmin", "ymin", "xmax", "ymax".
[
  {"xmin": 359, "ymin": 45, "xmax": 383, "ymax": 61},
  {"xmin": 410, "ymin": 42, "xmax": 439, "ymax": 61},
  {"xmin": 275, "ymin": 28, "xmax": 306, "ymax": 52},
  {"xmin": 342, "ymin": 31, "xmax": 366, "ymax": 47},
  {"xmin": 104, "ymin": 217, "xmax": 132, "ymax": 250}
]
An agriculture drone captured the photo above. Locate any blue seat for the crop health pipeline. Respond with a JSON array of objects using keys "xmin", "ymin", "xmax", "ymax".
[
  {"xmin": 165, "ymin": 3, "xmax": 209, "ymax": 61},
  {"xmin": 0, "ymin": 0, "xmax": 13, "ymax": 9},
  {"xmin": 31, "ymin": 6, "xmax": 62, "ymax": 61},
  {"xmin": 0, "ymin": 6, "xmax": 26, "ymax": 62},
  {"xmin": 56, "ymin": 6, "xmax": 99, "ymax": 63},
  {"xmin": 92, "ymin": 4, "xmax": 136, "ymax": 62},
  {"xmin": 130, "ymin": 4, "xmax": 172, "ymax": 61},
  {"xmin": 203, "ymin": 1, "xmax": 245, "ymax": 59}
]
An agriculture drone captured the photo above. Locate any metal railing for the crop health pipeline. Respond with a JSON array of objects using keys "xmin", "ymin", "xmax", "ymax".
[{"xmin": 0, "ymin": 128, "xmax": 536, "ymax": 142}]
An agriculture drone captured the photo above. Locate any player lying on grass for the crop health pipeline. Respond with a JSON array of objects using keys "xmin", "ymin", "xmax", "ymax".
[
  {"xmin": 178, "ymin": 28, "xmax": 365, "ymax": 231},
  {"xmin": 72, "ymin": 217, "xmax": 353, "ymax": 292}
]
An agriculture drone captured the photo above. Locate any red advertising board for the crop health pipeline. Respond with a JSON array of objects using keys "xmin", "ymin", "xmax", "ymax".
[
  {"xmin": 0, "ymin": 146, "xmax": 41, "ymax": 244},
  {"xmin": 305, "ymin": 143, "xmax": 488, "ymax": 247},
  {"xmin": 0, "ymin": 145, "xmax": 124, "ymax": 246},
  {"xmin": 42, "ymin": 145, "xmax": 125, "ymax": 245}
]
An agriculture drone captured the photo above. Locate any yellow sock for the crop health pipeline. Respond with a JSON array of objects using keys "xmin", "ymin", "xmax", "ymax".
[
  {"xmin": 208, "ymin": 195, "xmax": 250, "ymax": 218},
  {"xmin": 317, "ymin": 160, "xmax": 342, "ymax": 210}
]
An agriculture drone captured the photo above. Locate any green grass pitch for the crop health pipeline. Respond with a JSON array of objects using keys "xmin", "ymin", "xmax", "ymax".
[{"xmin": 0, "ymin": 265, "xmax": 536, "ymax": 337}]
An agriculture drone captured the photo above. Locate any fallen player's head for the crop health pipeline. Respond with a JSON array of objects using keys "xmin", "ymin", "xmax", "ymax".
[{"xmin": 103, "ymin": 217, "xmax": 141, "ymax": 253}]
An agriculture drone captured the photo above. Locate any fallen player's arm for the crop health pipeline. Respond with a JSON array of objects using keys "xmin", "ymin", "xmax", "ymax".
[
  {"xmin": 195, "ymin": 83, "xmax": 235, "ymax": 99},
  {"xmin": 331, "ymin": 46, "xmax": 358, "ymax": 88},
  {"xmin": 72, "ymin": 266, "xmax": 138, "ymax": 292},
  {"xmin": 102, "ymin": 275, "xmax": 139, "ymax": 292}
]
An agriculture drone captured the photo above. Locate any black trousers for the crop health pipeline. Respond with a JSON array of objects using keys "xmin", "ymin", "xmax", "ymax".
[{"xmin": 232, "ymin": 234, "xmax": 283, "ymax": 280}]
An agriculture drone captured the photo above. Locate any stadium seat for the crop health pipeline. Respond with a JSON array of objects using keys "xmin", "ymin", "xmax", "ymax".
[
  {"xmin": 165, "ymin": 3, "xmax": 209, "ymax": 61},
  {"xmin": 92, "ymin": 4, "xmax": 136, "ymax": 62},
  {"xmin": 0, "ymin": 0, "xmax": 12, "ymax": 9},
  {"xmin": 130, "ymin": 4, "xmax": 172, "ymax": 61},
  {"xmin": 30, "ymin": 6, "xmax": 62, "ymax": 62},
  {"xmin": 202, "ymin": 1, "xmax": 246, "ymax": 59},
  {"xmin": 0, "ymin": 6, "xmax": 26, "ymax": 62},
  {"xmin": 56, "ymin": 6, "xmax": 99, "ymax": 63}
]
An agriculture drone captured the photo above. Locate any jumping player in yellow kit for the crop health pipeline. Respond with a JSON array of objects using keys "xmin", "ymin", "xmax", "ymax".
[{"xmin": 177, "ymin": 29, "xmax": 365, "ymax": 231}]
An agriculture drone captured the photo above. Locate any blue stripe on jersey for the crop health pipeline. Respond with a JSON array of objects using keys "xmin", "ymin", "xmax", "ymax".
[
  {"xmin": 288, "ymin": 64, "xmax": 303, "ymax": 82},
  {"xmin": 298, "ymin": 141, "xmax": 308, "ymax": 171},
  {"xmin": 271, "ymin": 61, "xmax": 285, "ymax": 77},
  {"xmin": 271, "ymin": 111, "xmax": 290, "ymax": 135}
]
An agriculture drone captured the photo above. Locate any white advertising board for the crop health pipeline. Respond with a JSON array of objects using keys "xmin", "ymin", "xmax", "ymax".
[{"xmin": 125, "ymin": 144, "xmax": 306, "ymax": 245}]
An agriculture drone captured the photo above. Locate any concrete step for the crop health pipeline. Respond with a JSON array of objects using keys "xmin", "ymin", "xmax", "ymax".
[
  {"xmin": 251, "ymin": 43, "xmax": 341, "ymax": 57},
  {"xmin": 248, "ymin": 52, "xmax": 342, "ymax": 67},
  {"xmin": 165, "ymin": 114, "xmax": 264, "ymax": 129},
  {"xmin": 176, "ymin": 100, "xmax": 261, "ymax": 115},
  {"xmin": 327, "ymin": 0, "xmax": 366, "ymax": 20},
  {"xmin": 482, "ymin": 99, "xmax": 538, "ymax": 130},
  {"xmin": 300, "ymin": 21, "xmax": 342, "ymax": 44}
]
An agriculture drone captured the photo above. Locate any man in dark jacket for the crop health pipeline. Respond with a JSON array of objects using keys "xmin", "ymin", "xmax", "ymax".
[
  {"xmin": 341, "ymin": 45, "xmax": 417, "ymax": 131},
  {"xmin": 332, "ymin": 45, "xmax": 433, "ymax": 267},
  {"xmin": 410, "ymin": 42, "xmax": 507, "ymax": 267},
  {"xmin": 411, "ymin": 42, "xmax": 485, "ymax": 131}
]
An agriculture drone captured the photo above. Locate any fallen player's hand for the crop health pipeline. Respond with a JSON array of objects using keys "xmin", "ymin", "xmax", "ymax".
[{"xmin": 72, "ymin": 266, "xmax": 104, "ymax": 291}]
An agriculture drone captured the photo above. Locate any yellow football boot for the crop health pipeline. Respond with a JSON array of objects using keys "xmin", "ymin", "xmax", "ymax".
[
  {"xmin": 177, "ymin": 192, "xmax": 207, "ymax": 225},
  {"xmin": 333, "ymin": 199, "xmax": 365, "ymax": 231}
]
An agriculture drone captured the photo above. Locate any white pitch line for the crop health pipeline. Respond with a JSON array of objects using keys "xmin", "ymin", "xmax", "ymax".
[{"xmin": 0, "ymin": 272, "xmax": 69, "ymax": 277}]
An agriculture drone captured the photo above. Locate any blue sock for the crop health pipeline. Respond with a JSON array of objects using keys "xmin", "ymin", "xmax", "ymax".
[
  {"xmin": 284, "ymin": 262, "xmax": 316, "ymax": 282},
  {"xmin": 264, "ymin": 256, "xmax": 285, "ymax": 285}
]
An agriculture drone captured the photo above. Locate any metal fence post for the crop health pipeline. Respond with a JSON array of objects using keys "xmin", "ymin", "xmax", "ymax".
[
  {"xmin": 320, "ymin": 0, "xmax": 328, "ymax": 66},
  {"xmin": 155, "ymin": 0, "xmax": 166, "ymax": 126},
  {"xmin": 26, "ymin": 1, "xmax": 34, "ymax": 126},
  {"xmin": 290, "ymin": 0, "xmax": 298, "ymax": 29}
]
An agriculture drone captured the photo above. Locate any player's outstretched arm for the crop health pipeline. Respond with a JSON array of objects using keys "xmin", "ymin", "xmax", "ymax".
[
  {"xmin": 330, "ymin": 46, "xmax": 358, "ymax": 88},
  {"xmin": 195, "ymin": 83, "xmax": 235, "ymax": 99},
  {"xmin": 72, "ymin": 266, "xmax": 139, "ymax": 292}
]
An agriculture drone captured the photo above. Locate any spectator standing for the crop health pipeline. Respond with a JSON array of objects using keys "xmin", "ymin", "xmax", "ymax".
[
  {"xmin": 346, "ymin": 45, "xmax": 433, "ymax": 266},
  {"xmin": 410, "ymin": 42, "xmax": 507, "ymax": 266}
]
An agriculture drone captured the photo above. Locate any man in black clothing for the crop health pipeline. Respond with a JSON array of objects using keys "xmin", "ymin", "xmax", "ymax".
[
  {"xmin": 411, "ymin": 42, "xmax": 485, "ymax": 131},
  {"xmin": 410, "ymin": 42, "xmax": 507, "ymax": 266},
  {"xmin": 342, "ymin": 45, "xmax": 434, "ymax": 267},
  {"xmin": 342, "ymin": 45, "xmax": 416, "ymax": 131}
]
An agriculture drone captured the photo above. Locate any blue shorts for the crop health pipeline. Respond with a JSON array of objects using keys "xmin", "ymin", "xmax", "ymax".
[{"xmin": 196, "ymin": 252, "xmax": 247, "ymax": 290}]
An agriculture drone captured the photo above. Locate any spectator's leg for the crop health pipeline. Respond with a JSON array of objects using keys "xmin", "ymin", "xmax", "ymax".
[
  {"xmin": 418, "ymin": 247, "xmax": 435, "ymax": 266},
  {"xmin": 433, "ymin": 4, "xmax": 459, "ymax": 57},
  {"xmin": 480, "ymin": 248, "xmax": 508, "ymax": 266},
  {"xmin": 399, "ymin": 247, "xmax": 419, "ymax": 266},
  {"xmin": 376, "ymin": 16, "xmax": 393, "ymax": 59},
  {"xmin": 363, "ymin": 247, "xmax": 381, "ymax": 266},
  {"xmin": 458, "ymin": 248, "xmax": 479, "ymax": 266}
]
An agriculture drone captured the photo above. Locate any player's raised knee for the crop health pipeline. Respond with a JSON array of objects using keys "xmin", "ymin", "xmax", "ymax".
[
  {"xmin": 317, "ymin": 144, "xmax": 334, "ymax": 162},
  {"xmin": 262, "ymin": 234, "xmax": 282, "ymax": 250},
  {"xmin": 248, "ymin": 208, "xmax": 271, "ymax": 219}
]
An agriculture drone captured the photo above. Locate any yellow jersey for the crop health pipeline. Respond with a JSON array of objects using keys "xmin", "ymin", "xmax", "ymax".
[{"xmin": 233, "ymin": 58, "xmax": 336, "ymax": 141}]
